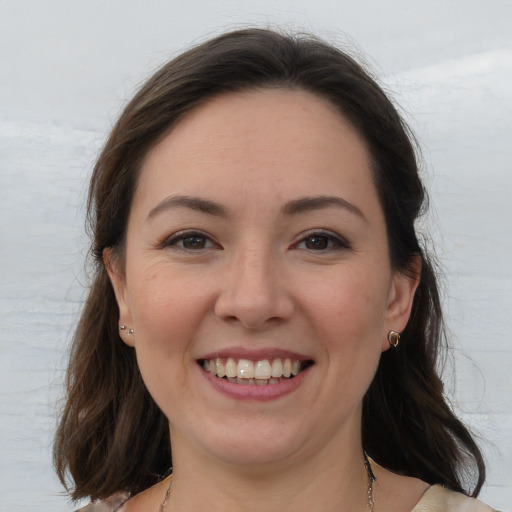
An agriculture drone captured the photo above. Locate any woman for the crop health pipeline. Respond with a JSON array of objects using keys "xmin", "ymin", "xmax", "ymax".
[{"xmin": 54, "ymin": 28, "xmax": 497, "ymax": 511}]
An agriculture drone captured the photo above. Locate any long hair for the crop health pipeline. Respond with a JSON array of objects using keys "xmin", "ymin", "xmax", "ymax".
[{"xmin": 54, "ymin": 28, "xmax": 485, "ymax": 500}]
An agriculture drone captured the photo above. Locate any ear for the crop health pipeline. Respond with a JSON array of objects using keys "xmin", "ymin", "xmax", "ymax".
[
  {"xmin": 382, "ymin": 254, "xmax": 421, "ymax": 351},
  {"xmin": 103, "ymin": 247, "xmax": 135, "ymax": 347}
]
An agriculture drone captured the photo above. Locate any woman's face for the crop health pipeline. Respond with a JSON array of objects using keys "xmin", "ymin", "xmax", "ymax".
[{"xmin": 108, "ymin": 89, "xmax": 418, "ymax": 469}]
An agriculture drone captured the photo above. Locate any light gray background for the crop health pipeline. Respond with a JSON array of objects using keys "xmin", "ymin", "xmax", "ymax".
[{"xmin": 1, "ymin": 1, "xmax": 511, "ymax": 510}]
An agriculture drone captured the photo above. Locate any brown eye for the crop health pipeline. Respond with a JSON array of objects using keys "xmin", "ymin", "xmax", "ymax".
[
  {"xmin": 163, "ymin": 231, "xmax": 218, "ymax": 251},
  {"xmin": 304, "ymin": 235, "xmax": 330, "ymax": 250},
  {"xmin": 182, "ymin": 236, "xmax": 207, "ymax": 249},
  {"xmin": 295, "ymin": 230, "xmax": 350, "ymax": 252}
]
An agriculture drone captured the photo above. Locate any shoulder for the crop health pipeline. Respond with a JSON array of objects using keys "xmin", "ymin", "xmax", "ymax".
[
  {"xmin": 412, "ymin": 485, "xmax": 497, "ymax": 512},
  {"xmin": 75, "ymin": 478, "xmax": 169, "ymax": 512},
  {"xmin": 74, "ymin": 492, "xmax": 130, "ymax": 512}
]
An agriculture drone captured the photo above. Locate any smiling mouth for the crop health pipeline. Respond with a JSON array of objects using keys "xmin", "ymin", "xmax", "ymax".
[{"xmin": 199, "ymin": 357, "xmax": 314, "ymax": 385}]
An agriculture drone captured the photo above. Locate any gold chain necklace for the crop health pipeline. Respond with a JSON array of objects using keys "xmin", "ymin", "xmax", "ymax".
[
  {"xmin": 364, "ymin": 453, "xmax": 376, "ymax": 512},
  {"xmin": 158, "ymin": 474, "xmax": 173, "ymax": 512},
  {"xmin": 159, "ymin": 456, "xmax": 376, "ymax": 511}
]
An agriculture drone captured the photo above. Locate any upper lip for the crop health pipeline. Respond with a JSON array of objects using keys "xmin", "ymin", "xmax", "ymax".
[{"xmin": 199, "ymin": 347, "xmax": 313, "ymax": 362}]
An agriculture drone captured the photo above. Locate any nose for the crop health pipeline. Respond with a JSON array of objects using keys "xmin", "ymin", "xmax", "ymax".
[{"xmin": 214, "ymin": 246, "xmax": 294, "ymax": 329}]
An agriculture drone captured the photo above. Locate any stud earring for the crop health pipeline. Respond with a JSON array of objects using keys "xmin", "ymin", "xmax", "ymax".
[
  {"xmin": 388, "ymin": 330, "xmax": 400, "ymax": 348},
  {"xmin": 119, "ymin": 325, "xmax": 134, "ymax": 335}
]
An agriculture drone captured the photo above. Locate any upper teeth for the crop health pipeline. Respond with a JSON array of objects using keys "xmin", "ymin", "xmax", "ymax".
[{"xmin": 203, "ymin": 357, "xmax": 302, "ymax": 380}]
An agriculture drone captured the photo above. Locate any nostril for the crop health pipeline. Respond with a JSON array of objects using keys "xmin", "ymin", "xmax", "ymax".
[{"xmin": 213, "ymin": 274, "xmax": 295, "ymax": 329}]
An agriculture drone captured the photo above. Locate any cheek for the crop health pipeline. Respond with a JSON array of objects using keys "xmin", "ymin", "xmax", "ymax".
[
  {"xmin": 129, "ymin": 266, "xmax": 211, "ymax": 342},
  {"xmin": 128, "ymin": 280, "xmax": 202, "ymax": 414},
  {"xmin": 299, "ymin": 266, "xmax": 389, "ymax": 395},
  {"xmin": 125, "ymin": 269, "xmax": 214, "ymax": 394},
  {"xmin": 300, "ymin": 266, "xmax": 390, "ymax": 339}
]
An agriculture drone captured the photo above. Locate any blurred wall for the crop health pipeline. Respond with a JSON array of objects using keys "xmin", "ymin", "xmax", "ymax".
[{"xmin": 1, "ymin": 1, "xmax": 511, "ymax": 510}]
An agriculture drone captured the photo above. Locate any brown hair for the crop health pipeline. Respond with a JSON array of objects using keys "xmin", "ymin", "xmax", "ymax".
[{"xmin": 54, "ymin": 28, "xmax": 486, "ymax": 501}]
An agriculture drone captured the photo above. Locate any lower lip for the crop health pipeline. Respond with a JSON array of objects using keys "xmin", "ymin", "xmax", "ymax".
[{"xmin": 200, "ymin": 365, "xmax": 312, "ymax": 401}]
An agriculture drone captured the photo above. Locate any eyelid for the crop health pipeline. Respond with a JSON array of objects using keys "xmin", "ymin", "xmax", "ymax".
[
  {"xmin": 160, "ymin": 229, "xmax": 220, "ymax": 250},
  {"xmin": 292, "ymin": 228, "xmax": 351, "ymax": 250}
]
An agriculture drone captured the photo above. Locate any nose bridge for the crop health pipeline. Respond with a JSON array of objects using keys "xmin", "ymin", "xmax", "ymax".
[
  {"xmin": 238, "ymin": 243, "xmax": 275, "ymax": 298},
  {"xmin": 214, "ymin": 239, "xmax": 293, "ymax": 328}
]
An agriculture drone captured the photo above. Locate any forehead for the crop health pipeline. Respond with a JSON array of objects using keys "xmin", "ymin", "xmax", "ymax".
[
  {"xmin": 146, "ymin": 88, "xmax": 369, "ymax": 164},
  {"xmin": 134, "ymin": 88, "xmax": 378, "ymax": 215}
]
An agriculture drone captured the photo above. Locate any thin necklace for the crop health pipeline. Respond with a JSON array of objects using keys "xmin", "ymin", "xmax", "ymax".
[
  {"xmin": 158, "ymin": 474, "xmax": 173, "ymax": 512},
  {"xmin": 159, "ymin": 457, "xmax": 376, "ymax": 511},
  {"xmin": 364, "ymin": 453, "xmax": 376, "ymax": 512}
]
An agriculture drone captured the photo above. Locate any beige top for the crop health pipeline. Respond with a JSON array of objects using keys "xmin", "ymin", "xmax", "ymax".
[
  {"xmin": 76, "ymin": 485, "xmax": 499, "ymax": 512},
  {"xmin": 411, "ymin": 485, "xmax": 497, "ymax": 511}
]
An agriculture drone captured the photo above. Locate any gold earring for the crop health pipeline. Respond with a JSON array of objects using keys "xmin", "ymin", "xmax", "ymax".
[{"xmin": 388, "ymin": 330, "xmax": 400, "ymax": 348}]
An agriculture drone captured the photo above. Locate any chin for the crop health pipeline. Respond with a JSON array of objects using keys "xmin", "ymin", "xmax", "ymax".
[
  {"xmin": 210, "ymin": 442, "xmax": 300, "ymax": 468},
  {"xmin": 191, "ymin": 418, "xmax": 306, "ymax": 468}
]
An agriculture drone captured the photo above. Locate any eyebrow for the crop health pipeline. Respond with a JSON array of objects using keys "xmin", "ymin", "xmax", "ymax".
[
  {"xmin": 146, "ymin": 194, "xmax": 366, "ymax": 223},
  {"xmin": 283, "ymin": 195, "xmax": 367, "ymax": 222},
  {"xmin": 146, "ymin": 195, "xmax": 229, "ymax": 221}
]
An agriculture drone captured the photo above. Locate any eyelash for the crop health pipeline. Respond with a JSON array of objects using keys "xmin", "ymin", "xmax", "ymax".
[
  {"xmin": 161, "ymin": 229, "xmax": 350, "ymax": 253},
  {"xmin": 293, "ymin": 229, "xmax": 351, "ymax": 252},
  {"xmin": 161, "ymin": 230, "xmax": 218, "ymax": 251}
]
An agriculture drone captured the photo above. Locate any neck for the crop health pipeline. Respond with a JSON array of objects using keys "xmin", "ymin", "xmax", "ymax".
[{"xmin": 166, "ymin": 431, "xmax": 370, "ymax": 512}]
